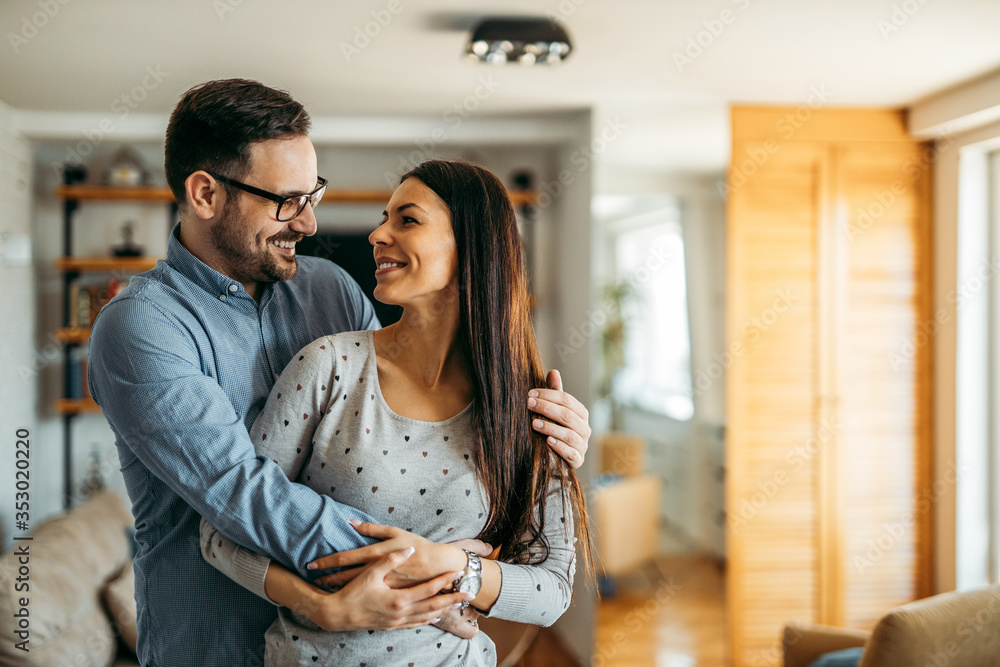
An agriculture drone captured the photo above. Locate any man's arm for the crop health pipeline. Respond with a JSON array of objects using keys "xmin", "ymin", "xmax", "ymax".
[
  {"xmin": 531, "ymin": 369, "xmax": 591, "ymax": 469},
  {"xmin": 89, "ymin": 298, "xmax": 375, "ymax": 578}
]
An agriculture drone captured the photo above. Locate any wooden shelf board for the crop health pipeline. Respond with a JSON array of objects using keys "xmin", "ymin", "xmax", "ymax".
[
  {"xmin": 57, "ymin": 257, "xmax": 160, "ymax": 272},
  {"xmin": 55, "ymin": 328, "xmax": 91, "ymax": 343},
  {"xmin": 56, "ymin": 398, "xmax": 100, "ymax": 414},
  {"xmin": 57, "ymin": 185, "xmax": 175, "ymax": 201}
]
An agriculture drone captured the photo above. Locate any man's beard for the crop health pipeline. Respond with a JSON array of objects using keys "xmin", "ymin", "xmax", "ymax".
[{"xmin": 209, "ymin": 198, "xmax": 301, "ymax": 284}]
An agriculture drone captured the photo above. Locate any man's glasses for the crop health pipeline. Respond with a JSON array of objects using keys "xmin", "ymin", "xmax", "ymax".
[{"xmin": 209, "ymin": 172, "xmax": 328, "ymax": 222}]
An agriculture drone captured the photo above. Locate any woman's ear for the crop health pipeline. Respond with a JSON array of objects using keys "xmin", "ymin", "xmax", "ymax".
[{"xmin": 185, "ymin": 171, "xmax": 224, "ymax": 221}]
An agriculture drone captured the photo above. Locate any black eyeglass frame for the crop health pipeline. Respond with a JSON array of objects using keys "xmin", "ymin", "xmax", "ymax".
[{"xmin": 209, "ymin": 171, "xmax": 328, "ymax": 222}]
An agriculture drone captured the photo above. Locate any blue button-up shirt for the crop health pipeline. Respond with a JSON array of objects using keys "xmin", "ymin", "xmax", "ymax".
[{"xmin": 89, "ymin": 225, "xmax": 381, "ymax": 666}]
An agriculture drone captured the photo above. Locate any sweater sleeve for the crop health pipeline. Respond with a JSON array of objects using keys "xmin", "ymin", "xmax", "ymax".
[
  {"xmin": 483, "ymin": 472, "xmax": 578, "ymax": 626},
  {"xmin": 200, "ymin": 335, "xmax": 338, "ymax": 600}
]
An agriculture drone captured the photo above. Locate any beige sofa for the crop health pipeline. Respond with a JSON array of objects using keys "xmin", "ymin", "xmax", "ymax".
[
  {"xmin": 783, "ymin": 584, "xmax": 1000, "ymax": 667},
  {"xmin": 0, "ymin": 490, "xmax": 139, "ymax": 666}
]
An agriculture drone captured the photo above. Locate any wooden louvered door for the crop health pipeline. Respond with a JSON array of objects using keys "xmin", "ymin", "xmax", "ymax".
[{"xmin": 726, "ymin": 108, "xmax": 933, "ymax": 666}]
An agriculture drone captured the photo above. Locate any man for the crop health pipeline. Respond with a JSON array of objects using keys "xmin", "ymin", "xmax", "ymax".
[{"xmin": 88, "ymin": 79, "xmax": 591, "ymax": 666}]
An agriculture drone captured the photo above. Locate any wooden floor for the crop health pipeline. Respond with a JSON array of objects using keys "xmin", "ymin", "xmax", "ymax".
[
  {"xmin": 595, "ymin": 554, "xmax": 728, "ymax": 666},
  {"xmin": 513, "ymin": 554, "xmax": 728, "ymax": 666}
]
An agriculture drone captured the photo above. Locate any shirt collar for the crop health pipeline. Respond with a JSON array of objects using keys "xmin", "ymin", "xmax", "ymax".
[{"xmin": 165, "ymin": 223, "xmax": 270, "ymax": 302}]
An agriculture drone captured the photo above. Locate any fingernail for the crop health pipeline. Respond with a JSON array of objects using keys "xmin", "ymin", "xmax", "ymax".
[
  {"xmin": 450, "ymin": 603, "xmax": 462, "ymax": 609},
  {"xmin": 527, "ymin": 397, "xmax": 537, "ymax": 408},
  {"xmin": 548, "ymin": 436, "xmax": 557, "ymax": 445},
  {"xmin": 307, "ymin": 562, "xmax": 317, "ymax": 570},
  {"xmin": 533, "ymin": 419, "xmax": 544, "ymax": 429},
  {"xmin": 529, "ymin": 390, "xmax": 539, "ymax": 397},
  {"xmin": 453, "ymin": 571, "xmax": 464, "ymax": 582},
  {"xmin": 433, "ymin": 617, "xmax": 442, "ymax": 623},
  {"xmin": 401, "ymin": 546, "xmax": 415, "ymax": 558},
  {"xmin": 462, "ymin": 594, "xmax": 475, "ymax": 602}
]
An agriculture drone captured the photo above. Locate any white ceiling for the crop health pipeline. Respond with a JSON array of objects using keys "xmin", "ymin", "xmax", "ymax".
[{"xmin": 2, "ymin": 0, "xmax": 999, "ymax": 173}]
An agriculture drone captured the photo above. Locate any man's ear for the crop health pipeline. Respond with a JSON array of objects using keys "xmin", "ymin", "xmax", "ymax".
[{"xmin": 185, "ymin": 171, "xmax": 224, "ymax": 221}]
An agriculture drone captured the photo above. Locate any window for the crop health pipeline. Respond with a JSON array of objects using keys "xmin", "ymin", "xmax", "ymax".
[{"xmin": 604, "ymin": 199, "xmax": 693, "ymax": 420}]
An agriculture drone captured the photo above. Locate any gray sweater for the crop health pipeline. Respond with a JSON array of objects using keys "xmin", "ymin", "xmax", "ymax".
[{"xmin": 200, "ymin": 330, "xmax": 576, "ymax": 666}]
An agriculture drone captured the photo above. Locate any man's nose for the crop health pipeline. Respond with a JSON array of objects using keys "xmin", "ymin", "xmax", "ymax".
[{"xmin": 289, "ymin": 201, "xmax": 318, "ymax": 237}]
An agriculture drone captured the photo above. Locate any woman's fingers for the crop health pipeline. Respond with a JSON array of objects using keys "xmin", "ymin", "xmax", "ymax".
[
  {"xmin": 363, "ymin": 546, "xmax": 416, "ymax": 585},
  {"xmin": 308, "ymin": 541, "xmax": 391, "ymax": 571},
  {"xmin": 398, "ymin": 569, "xmax": 463, "ymax": 602}
]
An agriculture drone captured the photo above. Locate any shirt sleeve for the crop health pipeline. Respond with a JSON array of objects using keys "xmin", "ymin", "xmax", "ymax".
[
  {"xmin": 197, "ymin": 335, "xmax": 338, "ymax": 600},
  {"xmin": 483, "ymin": 470, "xmax": 578, "ymax": 627},
  {"xmin": 89, "ymin": 298, "xmax": 375, "ymax": 580}
]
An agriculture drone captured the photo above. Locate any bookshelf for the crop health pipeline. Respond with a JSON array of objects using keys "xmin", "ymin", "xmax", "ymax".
[{"xmin": 55, "ymin": 174, "xmax": 177, "ymax": 508}]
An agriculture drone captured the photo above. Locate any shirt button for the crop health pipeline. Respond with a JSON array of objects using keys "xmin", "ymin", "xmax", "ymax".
[
  {"xmin": 229, "ymin": 284, "xmax": 239, "ymax": 293},
  {"xmin": 219, "ymin": 294, "xmax": 227, "ymax": 302}
]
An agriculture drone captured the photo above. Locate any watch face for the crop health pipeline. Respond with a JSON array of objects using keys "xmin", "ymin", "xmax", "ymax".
[{"xmin": 459, "ymin": 576, "xmax": 482, "ymax": 596}]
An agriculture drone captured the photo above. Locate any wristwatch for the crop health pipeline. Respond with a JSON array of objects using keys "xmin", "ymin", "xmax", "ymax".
[{"xmin": 453, "ymin": 549, "xmax": 482, "ymax": 609}]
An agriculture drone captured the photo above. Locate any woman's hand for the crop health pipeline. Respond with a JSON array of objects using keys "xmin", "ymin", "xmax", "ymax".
[
  {"xmin": 271, "ymin": 547, "xmax": 474, "ymax": 632},
  {"xmin": 308, "ymin": 521, "xmax": 480, "ymax": 589}
]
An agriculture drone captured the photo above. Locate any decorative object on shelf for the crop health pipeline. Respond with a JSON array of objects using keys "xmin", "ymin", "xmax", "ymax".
[
  {"xmin": 465, "ymin": 17, "xmax": 572, "ymax": 66},
  {"xmin": 64, "ymin": 163, "xmax": 87, "ymax": 186},
  {"xmin": 111, "ymin": 221, "xmax": 144, "ymax": 257},
  {"xmin": 104, "ymin": 146, "xmax": 148, "ymax": 187}
]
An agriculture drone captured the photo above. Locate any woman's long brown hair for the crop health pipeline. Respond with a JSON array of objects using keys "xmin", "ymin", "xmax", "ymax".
[{"xmin": 400, "ymin": 160, "xmax": 592, "ymax": 573}]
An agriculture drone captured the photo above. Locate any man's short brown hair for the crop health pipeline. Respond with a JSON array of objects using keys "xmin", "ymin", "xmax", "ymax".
[{"xmin": 164, "ymin": 79, "xmax": 311, "ymax": 206}]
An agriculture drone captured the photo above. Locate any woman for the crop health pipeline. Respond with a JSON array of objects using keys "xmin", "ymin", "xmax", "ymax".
[{"xmin": 201, "ymin": 159, "xmax": 590, "ymax": 665}]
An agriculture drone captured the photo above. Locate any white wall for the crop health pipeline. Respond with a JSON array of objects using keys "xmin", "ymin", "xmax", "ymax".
[{"xmin": 0, "ymin": 98, "xmax": 51, "ymax": 551}]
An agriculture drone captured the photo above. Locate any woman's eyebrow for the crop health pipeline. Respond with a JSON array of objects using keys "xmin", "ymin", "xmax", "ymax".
[{"xmin": 381, "ymin": 202, "xmax": 428, "ymax": 217}]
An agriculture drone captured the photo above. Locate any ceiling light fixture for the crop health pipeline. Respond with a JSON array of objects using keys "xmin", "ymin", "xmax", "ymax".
[{"xmin": 465, "ymin": 17, "xmax": 573, "ymax": 66}]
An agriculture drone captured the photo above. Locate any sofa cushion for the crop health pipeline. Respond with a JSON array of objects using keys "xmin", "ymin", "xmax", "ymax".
[
  {"xmin": 858, "ymin": 584, "xmax": 1000, "ymax": 667},
  {"xmin": 0, "ymin": 490, "xmax": 133, "ymax": 666},
  {"xmin": 102, "ymin": 561, "xmax": 138, "ymax": 655}
]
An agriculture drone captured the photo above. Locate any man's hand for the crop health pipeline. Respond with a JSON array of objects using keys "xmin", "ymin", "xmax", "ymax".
[
  {"xmin": 264, "ymin": 549, "xmax": 470, "ymax": 632},
  {"xmin": 529, "ymin": 369, "xmax": 591, "ymax": 469},
  {"xmin": 308, "ymin": 521, "xmax": 490, "ymax": 589}
]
